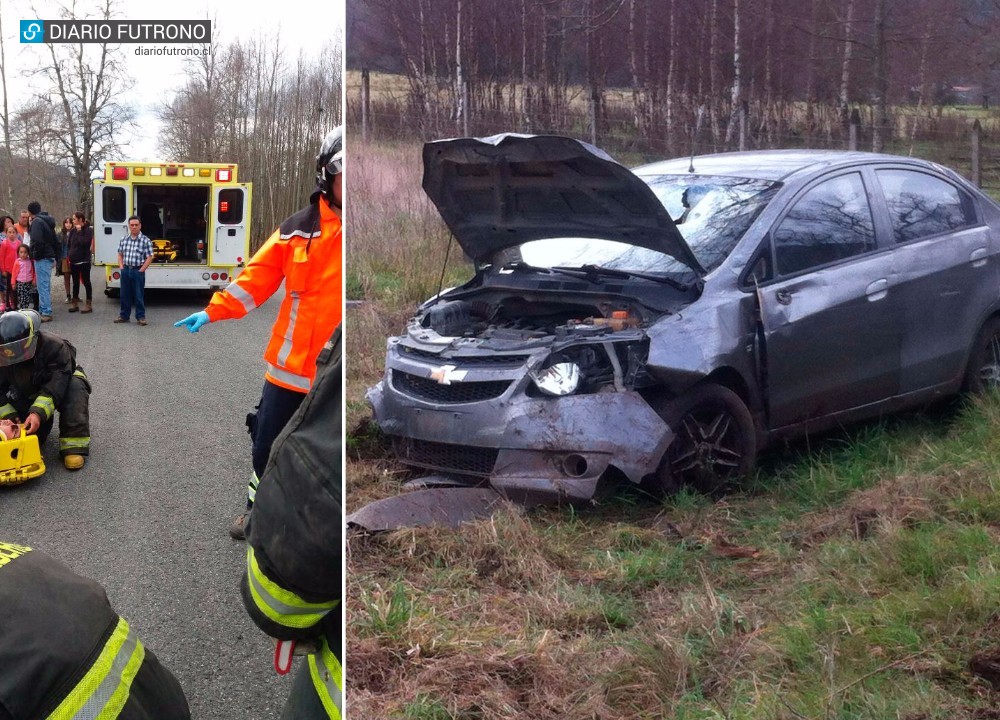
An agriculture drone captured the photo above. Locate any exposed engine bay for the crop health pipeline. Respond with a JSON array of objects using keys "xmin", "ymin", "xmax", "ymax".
[{"xmin": 419, "ymin": 296, "xmax": 646, "ymax": 341}]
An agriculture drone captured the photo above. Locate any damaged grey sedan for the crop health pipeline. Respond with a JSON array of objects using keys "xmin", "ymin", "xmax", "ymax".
[{"xmin": 361, "ymin": 134, "xmax": 1000, "ymax": 527}]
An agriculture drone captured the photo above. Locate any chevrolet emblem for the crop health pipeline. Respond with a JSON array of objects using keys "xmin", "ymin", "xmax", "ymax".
[{"xmin": 429, "ymin": 364, "xmax": 467, "ymax": 385}]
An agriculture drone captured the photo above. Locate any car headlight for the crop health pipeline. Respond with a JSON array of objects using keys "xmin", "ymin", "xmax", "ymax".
[{"xmin": 531, "ymin": 362, "xmax": 581, "ymax": 396}]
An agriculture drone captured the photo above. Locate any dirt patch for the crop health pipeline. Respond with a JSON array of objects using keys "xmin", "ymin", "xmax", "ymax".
[
  {"xmin": 794, "ymin": 473, "xmax": 943, "ymax": 546},
  {"xmin": 970, "ymin": 650, "xmax": 1000, "ymax": 690}
]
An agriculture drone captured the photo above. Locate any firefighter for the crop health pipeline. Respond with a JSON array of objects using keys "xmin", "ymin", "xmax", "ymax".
[
  {"xmin": 175, "ymin": 127, "xmax": 343, "ymax": 540},
  {"xmin": 241, "ymin": 328, "xmax": 342, "ymax": 719},
  {"xmin": 0, "ymin": 540, "xmax": 190, "ymax": 718},
  {"xmin": 0, "ymin": 310, "xmax": 91, "ymax": 469}
]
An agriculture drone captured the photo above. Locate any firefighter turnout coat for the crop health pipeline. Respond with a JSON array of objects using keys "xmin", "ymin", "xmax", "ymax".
[
  {"xmin": 240, "ymin": 328, "xmax": 343, "ymax": 719},
  {"xmin": 204, "ymin": 198, "xmax": 342, "ymax": 394},
  {"xmin": 0, "ymin": 541, "xmax": 190, "ymax": 719},
  {"xmin": 0, "ymin": 333, "xmax": 90, "ymax": 457}
]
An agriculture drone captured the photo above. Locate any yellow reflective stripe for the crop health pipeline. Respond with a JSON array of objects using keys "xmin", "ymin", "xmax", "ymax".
[
  {"xmin": 246, "ymin": 548, "xmax": 337, "ymax": 629},
  {"xmin": 308, "ymin": 640, "xmax": 343, "ymax": 720},
  {"xmin": 0, "ymin": 542, "xmax": 31, "ymax": 569},
  {"xmin": 31, "ymin": 395, "xmax": 55, "ymax": 420},
  {"xmin": 248, "ymin": 470, "xmax": 259, "ymax": 502},
  {"xmin": 59, "ymin": 437, "xmax": 90, "ymax": 450},
  {"xmin": 0, "ymin": 403, "xmax": 15, "ymax": 418},
  {"xmin": 73, "ymin": 368, "xmax": 87, "ymax": 379},
  {"xmin": 46, "ymin": 618, "xmax": 145, "ymax": 720},
  {"xmin": 94, "ymin": 633, "xmax": 144, "ymax": 720}
]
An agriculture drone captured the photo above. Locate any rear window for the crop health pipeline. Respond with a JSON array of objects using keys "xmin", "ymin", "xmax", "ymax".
[
  {"xmin": 102, "ymin": 187, "xmax": 126, "ymax": 223},
  {"xmin": 877, "ymin": 169, "xmax": 977, "ymax": 243},
  {"xmin": 217, "ymin": 189, "xmax": 244, "ymax": 225}
]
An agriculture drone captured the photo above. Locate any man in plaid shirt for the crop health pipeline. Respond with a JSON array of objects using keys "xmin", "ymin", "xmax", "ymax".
[{"xmin": 115, "ymin": 216, "xmax": 153, "ymax": 326}]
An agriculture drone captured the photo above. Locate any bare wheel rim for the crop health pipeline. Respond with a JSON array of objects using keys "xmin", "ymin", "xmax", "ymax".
[
  {"xmin": 668, "ymin": 407, "xmax": 745, "ymax": 486},
  {"xmin": 979, "ymin": 334, "xmax": 1000, "ymax": 388}
]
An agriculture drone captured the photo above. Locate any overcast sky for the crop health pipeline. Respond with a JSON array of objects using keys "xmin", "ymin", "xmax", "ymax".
[{"xmin": 7, "ymin": 0, "xmax": 343, "ymax": 161}]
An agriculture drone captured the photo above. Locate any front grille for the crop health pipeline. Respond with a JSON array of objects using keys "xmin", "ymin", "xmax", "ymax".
[
  {"xmin": 393, "ymin": 437, "xmax": 499, "ymax": 477},
  {"xmin": 393, "ymin": 371, "xmax": 512, "ymax": 404},
  {"xmin": 400, "ymin": 346, "xmax": 528, "ymax": 367}
]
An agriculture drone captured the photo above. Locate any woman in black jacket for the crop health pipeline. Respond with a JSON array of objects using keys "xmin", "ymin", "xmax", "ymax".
[{"xmin": 67, "ymin": 212, "xmax": 94, "ymax": 314}]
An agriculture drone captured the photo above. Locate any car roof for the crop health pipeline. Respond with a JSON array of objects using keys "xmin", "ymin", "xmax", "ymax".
[{"xmin": 633, "ymin": 149, "xmax": 940, "ymax": 183}]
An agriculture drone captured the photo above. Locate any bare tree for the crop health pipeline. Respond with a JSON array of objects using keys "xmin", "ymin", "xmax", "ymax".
[{"xmin": 33, "ymin": 0, "xmax": 133, "ymax": 212}]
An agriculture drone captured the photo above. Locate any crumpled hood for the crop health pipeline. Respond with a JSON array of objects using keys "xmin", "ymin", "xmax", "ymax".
[{"xmin": 422, "ymin": 133, "xmax": 704, "ymax": 274}]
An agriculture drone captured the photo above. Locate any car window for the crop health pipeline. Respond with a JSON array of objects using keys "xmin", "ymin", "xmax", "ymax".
[
  {"xmin": 876, "ymin": 169, "xmax": 977, "ymax": 243},
  {"xmin": 518, "ymin": 175, "xmax": 779, "ymax": 275},
  {"xmin": 773, "ymin": 172, "xmax": 876, "ymax": 276}
]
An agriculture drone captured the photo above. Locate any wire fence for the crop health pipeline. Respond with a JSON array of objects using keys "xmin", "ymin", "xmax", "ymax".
[{"xmin": 347, "ymin": 90, "xmax": 1000, "ymax": 199}]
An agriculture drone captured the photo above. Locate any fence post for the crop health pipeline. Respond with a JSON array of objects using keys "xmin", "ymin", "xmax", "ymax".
[
  {"xmin": 972, "ymin": 119, "xmax": 982, "ymax": 188},
  {"xmin": 462, "ymin": 80, "xmax": 470, "ymax": 136},
  {"xmin": 738, "ymin": 100, "xmax": 748, "ymax": 151},
  {"xmin": 848, "ymin": 108, "xmax": 860, "ymax": 151},
  {"xmin": 361, "ymin": 69, "xmax": 370, "ymax": 142}
]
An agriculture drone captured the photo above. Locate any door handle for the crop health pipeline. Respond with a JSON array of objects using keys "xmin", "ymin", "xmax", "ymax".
[
  {"xmin": 776, "ymin": 289, "xmax": 792, "ymax": 305},
  {"xmin": 971, "ymin": 247, "xmax": 989, "ymax": 268},
  {"xmin": 866, "ymin": 278, "xmax": 888, "ymax": 301}
]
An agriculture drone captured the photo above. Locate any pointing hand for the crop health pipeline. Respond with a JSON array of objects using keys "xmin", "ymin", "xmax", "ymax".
[{"xmin": 174, "ymin": 311, "xmax": 210, "ymax": 333}]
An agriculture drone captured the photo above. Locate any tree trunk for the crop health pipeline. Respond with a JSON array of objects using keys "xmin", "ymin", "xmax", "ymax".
[
  {"xmin": 839, "ymin": 0, "xmax": 855, "ymax": 128},
  {"xmin": 872, "ymin": 0, "xmax": 889, "ymax": 152}
]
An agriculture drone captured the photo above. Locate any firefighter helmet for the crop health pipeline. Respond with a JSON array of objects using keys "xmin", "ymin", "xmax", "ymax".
[
  {"xmin": 0, "ymin": 310, "xmax": 39, "ymax": 365},
  {"xmin": 315, "ymin": 126, "xmax": 343, "ymax": 203}
]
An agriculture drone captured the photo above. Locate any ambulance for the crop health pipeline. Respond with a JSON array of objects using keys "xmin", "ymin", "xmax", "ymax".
[{"xmin": 93, "ymin": 161, "xmax": 252, "ymax": 294}]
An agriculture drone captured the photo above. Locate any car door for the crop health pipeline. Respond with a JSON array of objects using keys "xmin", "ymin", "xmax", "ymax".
[
  {"xmin": 759, "ymin": 170, "xmax": 902, "ymax": 429},
  {"xmin": 872, "ymin": 167, "xmax": 996, "ymax": 394}
]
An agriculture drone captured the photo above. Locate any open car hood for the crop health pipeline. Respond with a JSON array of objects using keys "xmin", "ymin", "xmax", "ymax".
[{"xmin": 422, "ymin": 134, "xmax": 704, "ymax": 274}]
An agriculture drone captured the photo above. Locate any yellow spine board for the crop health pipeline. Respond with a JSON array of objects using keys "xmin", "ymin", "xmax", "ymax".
[{"xmin": 0, "ymin": 428, "xmax": 45, "ymax": 485}]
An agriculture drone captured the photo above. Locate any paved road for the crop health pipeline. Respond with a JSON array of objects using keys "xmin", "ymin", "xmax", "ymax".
[{"xmin": 0, "ymin": 280, "xmax": 291, "ymax": 718}]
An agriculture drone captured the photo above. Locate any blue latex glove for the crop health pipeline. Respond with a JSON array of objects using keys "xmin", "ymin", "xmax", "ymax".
[{"xmin": 174, "ymin": 311, "xmax": 210, "ymax": 333}]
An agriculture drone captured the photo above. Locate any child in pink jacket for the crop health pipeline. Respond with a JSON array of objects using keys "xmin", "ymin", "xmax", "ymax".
[
  {"xmin": 12, "ymin": 243, "xmax": 35, "ymax": 310},
  {"xmin": 0, "ymin": 225, "xmax": 22, "ymax": 311}
]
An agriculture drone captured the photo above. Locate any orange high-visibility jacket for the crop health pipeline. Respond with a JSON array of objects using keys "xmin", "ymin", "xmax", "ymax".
[{"xmin": 205, "ymin": 199, "xmax": 342, "ymax": 393}]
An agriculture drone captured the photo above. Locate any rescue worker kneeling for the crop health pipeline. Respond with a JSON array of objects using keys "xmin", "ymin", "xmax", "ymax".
[
  {"xmin": 0, "ymin": 310, "xmax": 90, "ymax": 469},
  {"xmin": 0, "ymin": 540, "xmax": 190, "ymax": 718}
]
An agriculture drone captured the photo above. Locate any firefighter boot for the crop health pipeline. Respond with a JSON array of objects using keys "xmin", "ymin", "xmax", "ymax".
[
  {"xmin": 68, "ymin": 299, "xmax": 79, "ymax": 313},
  {"xmin": 63, "ymin": 454, "xmax": 85, "ymax": 470},
  {"xmin": 80, "ymin": 300, "xmax": 92, "ymax": 314}
]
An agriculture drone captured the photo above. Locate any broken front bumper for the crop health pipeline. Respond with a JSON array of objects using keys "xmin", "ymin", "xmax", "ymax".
[{"xmin": 368, "ymin": 378, "xmax": 672, "ymax": 503}]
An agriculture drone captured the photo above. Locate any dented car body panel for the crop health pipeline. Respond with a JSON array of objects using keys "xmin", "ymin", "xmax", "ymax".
[{"xmin": 366, "ymin": 141, "xmax": 1000, "ymax": 521}]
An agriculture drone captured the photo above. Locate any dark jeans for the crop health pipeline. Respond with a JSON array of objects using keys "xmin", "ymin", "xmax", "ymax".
[
  {"xmin": 246, "ymin": 379, "xmax": 305, "ymax": 509},
  {"xmin": 71, "ymin": 262, "xmax": 92, "ymax": 301},
  {"xmin": 119, "ymin": 266, "xmax": 145, "ymax": 320}
]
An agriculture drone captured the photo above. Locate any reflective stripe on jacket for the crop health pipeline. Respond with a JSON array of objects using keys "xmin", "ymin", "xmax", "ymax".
[
  {"xmin": 0, "ymin": 542, "xmax": 190, "ymax": 719},
  {"xmin": 204, "ymin": 199, "xmax": 342, "ymax": 393}
]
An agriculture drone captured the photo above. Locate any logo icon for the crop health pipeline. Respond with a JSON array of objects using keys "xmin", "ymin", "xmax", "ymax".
[
  {"xmin": 429, "ymin": 365, "xmax": 467, "ymax": 386},
  {"xmin": 20, "ymin": 20, "xmax": 43, "ymax": 43}
]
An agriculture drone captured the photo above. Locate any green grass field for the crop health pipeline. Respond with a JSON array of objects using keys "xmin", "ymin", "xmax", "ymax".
[{"xmin": 345, "ymin": 136, "xmax": 1000, "ymax": 719}]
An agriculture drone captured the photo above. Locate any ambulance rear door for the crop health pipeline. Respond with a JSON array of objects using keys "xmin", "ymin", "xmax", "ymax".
[
  {"xmin": 93, "ymin": 181, "xmax": 131, "ymax": 265},
  {"xmin": 211, "ymin": 184, "xmax": 252, "ymax": 266}
]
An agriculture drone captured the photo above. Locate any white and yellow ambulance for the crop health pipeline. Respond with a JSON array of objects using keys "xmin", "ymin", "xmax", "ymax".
[{"xmin": 93, "ymin": 161, "xmax": 252, "ymax": 294}]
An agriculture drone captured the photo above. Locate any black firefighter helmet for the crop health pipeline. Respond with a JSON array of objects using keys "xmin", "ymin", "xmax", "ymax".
[{"xmin": 0, "ymin": 310, "xmax": 41, "ymax": 365}]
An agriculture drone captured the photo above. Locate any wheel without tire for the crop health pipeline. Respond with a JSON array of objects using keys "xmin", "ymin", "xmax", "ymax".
[
  {"xmin": 964, "ymin": 317, "xmax": 1000, "ymax": 394},
  {"xmin": 648, "ymin": 383, "xmax": 757, "ymax": 495}
]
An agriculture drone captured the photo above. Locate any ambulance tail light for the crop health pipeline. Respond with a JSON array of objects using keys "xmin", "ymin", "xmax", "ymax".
[
  {"xmin": 236, "ymin": 256, "xmax": 243, "ymax": 263},
  {"xmin": 112, "ymin": 271, "xmax": 120, "ymax": 280},
  {"xmin": 166, "ymin": 167, "xmax": 178, "ymax": 177},
  {"xmin": 219, "ymin": 272, "xmax": 228, "ymax": 281},
  {"xmin": 216, "ymin": 169, "xmax": 232, "ymax": 182},
  {"xmin": 211, "ymin": 272, "xmax": 219, "ymax": 280},
  {"xmin": 202, "ymin": 273, "xmax": 210, "ymax": 281},
  {"xmin": 111, "ymin": 167, "xmax": 128, "ymax": 180}
]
